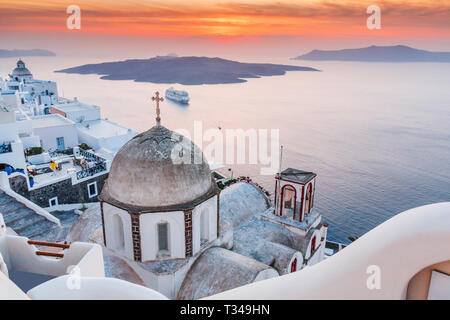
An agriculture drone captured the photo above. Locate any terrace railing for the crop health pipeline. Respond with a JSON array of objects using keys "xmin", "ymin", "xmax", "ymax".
[
  {"xmin": 79, "ymin": 149, "xmax": 105, "ymax": 162},
  {"xmin": 76, "ymin": 161, "xmax": 107, "ymax": 180},
  {"xmin": 0, "ymin": 143, "xmax": 12, "ymax": 154}
]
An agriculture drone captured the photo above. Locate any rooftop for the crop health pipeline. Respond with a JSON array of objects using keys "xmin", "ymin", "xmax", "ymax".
[
  {"xmin": 77, "ymin": 119, "xmax": 133, "ymax": 138},
  {"xmin": 261, "ymin": 208, "xmax": 321, "ymax": 231},
  {"xmin": 25, "ymin": 79, "xmax": 54, "ymax": 84},
  {"xmin": 1, "ymin": 90, "xmax": 16, "ymax": 95},
  {"xmin": 52, "ymin": 101, "xmax": 99, "ymax": 114},
  {"xmin": 278, "ymin": 168, "xmax": 316, "ymax": 184},
  {"xmin": 31, "ymin": 114, "xmax": 75, "ymax": 128}
]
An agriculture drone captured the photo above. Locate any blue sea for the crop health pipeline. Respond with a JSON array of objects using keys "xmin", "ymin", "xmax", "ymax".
[{"xmin": 1, "ymin": 56, "xmax": 449, "ymax": 243}]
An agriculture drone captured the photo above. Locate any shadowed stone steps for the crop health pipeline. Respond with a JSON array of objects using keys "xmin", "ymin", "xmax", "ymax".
[
  {"xmin": 2, "ymin": 207, "xmax": 35, "ymax": 224},
  {"xmin": 31, "ymin": 211, "xmax": 81, "ymax": 243},
  {"xmin": 20, "ymin": 219, "xmax": 57, "ymax": 239},
  {"xmin": 0, "ymin": 191, "xmax": 80, "ymax": 242},
  {"xmin": 0, "ymin": 193, "xmax": 15, "ymax": 205},
  {"xmin": 9, "ymin": 212, "xmax": 46, "ymax": 233}
]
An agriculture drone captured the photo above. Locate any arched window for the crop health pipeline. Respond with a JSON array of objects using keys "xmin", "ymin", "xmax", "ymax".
[
  {"xmin": 157, "ymin": 222, "xmax": 169, "ymax": 253},
  {"xmin": 280, "ymin": 185, "xmax": 296, "ymax": 218},
  {"xmin": 200, "ymin": 209, "xmax": 209, "ymax": 244},
  {"xmin": 112, "ymin": 214, "xmax": 124, "ymax": 252},
  {"xmin": 290, "ymin": 257, "xmax": 297, "ymax": 273},
  {"xmin": 305, "ymin": 183, "xmax": 313, "ymax": 214},
  {"xmin": 311, "ymin": 236, "xmax": 317, "ymax": 255}
]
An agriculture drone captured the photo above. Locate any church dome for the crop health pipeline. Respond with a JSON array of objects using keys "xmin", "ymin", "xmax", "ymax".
[
  {"xmin": 101, "ymin": 125, "xmax": 216, "ymax": 212},
  {"xmin": 12, "ymin": 60, "xmax": 32, "ymax": 77}
]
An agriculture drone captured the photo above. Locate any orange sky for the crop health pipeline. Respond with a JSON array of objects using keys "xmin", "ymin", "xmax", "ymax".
[{"xmin": 1, "ymin": 0, "xmax": 449, "ymax": 38}]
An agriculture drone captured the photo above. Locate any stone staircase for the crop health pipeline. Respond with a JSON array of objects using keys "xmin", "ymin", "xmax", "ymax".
[{"xmin": 0, "ymin": 190, "xmax": 80, "ymax": 242}]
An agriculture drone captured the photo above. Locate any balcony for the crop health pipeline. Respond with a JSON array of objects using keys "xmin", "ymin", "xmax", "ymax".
[
  {"xmin": 28, "ymin": 149, "xmax": 108, "ymax": 188},
  {"xmin": 76, "ymin": 161, "xmax": 107, "ymax": 180}
]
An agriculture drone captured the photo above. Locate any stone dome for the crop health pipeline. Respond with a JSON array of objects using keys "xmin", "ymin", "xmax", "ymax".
[
  {"xmin": 12, "ymin": 60, "xmax": 32, "ymax": 77},
  {"xmin": 101, "ymin": 125, "xmax": 217, "ymax": 212}
]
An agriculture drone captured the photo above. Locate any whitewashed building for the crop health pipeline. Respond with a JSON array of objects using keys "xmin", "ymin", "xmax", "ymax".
[
  {"xmin": 31, "ymin": 114, "xmax": 79, "ymax": 152},
  {"xmin": 0, "ymin": 106, "xmax": 27, "ymax": 170},
  {"xmin": 50, "ymin": 98, "xmax": 138, "ymax": 155}
]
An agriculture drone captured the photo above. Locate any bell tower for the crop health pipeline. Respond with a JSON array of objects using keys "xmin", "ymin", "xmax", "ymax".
[{"xmin": 274, "ymin": 168, "xmax": 317, "ymax": 222}]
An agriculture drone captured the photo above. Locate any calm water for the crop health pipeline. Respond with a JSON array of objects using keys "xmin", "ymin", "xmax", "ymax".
[{"xmin": 2, "ymin": 56, "xmax": 450, "ymax": 243}]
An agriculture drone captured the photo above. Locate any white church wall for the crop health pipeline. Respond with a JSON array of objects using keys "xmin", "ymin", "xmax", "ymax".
[
  {"xmin": 192, "ymin": 207, "xmax": 201, "ymax": 254},
  {"xmin": 140, "ymin": 211, "xmax": 185, "ymax": 262},
  {"xmin": 103, "ymin": 203, "xmax": 133, "ymax": 260},
  {"xmin": 304, "ymin": 229, "xmax": 324, "ymax": 263},
  {"xmin": 130, "ymin": 255, "xmax": 194, "ymax": 299},
  {"xmin": 192, "ymin": 195, "xmax": 218, "ymax": 255}
]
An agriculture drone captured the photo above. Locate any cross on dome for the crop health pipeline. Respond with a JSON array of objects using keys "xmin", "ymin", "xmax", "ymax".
[{"xmin": 151, "ymin": 91, "xmax": 164, "ymax": 126}]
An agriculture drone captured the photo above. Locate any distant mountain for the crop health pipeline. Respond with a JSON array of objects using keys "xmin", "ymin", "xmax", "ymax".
[
  {"xmin": 55, "ymin": 56, "xmax": 319, "ymax": 85},
  {"xmin": 0, "ymin": 49, "xmax": 56, "ymax": 58},
  {"xmin": 293, "ymin": 45, "xmax": 450, "ymax": 62}
]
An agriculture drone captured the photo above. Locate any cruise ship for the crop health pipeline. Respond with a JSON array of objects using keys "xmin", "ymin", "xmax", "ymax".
[{"xmin": 165, "ymin": 87, "xmax": 189, "ymax": 104}]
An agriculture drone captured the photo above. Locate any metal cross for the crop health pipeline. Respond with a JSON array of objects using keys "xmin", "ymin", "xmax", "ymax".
[{"xmin": 152, "ymin": 91, "xmax": 164, "ymax": 125}]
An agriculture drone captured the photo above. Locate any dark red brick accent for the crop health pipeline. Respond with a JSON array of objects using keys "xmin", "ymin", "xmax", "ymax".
[
  {"xmin": 130, "ymin": 213, "xmax": 142, "ymax": 262},
  {"xmin": 184, "ymin": 210, "xmax": 193, "ymax": 257}
]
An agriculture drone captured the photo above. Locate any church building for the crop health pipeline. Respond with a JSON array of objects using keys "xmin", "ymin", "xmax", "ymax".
[{"xmin": 76, "ymin": 92, "xmax": 330, "ymax": 299}]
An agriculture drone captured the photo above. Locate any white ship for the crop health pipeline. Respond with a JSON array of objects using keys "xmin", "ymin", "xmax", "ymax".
[{"xmin": 165, "ymin": 87, "xmax": 189, "ymax": 104}]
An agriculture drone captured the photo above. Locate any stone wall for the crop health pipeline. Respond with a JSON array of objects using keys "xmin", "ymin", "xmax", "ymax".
[{"xmin": 9, "ymin": 173, "xmax": 108, "ymax": 208}]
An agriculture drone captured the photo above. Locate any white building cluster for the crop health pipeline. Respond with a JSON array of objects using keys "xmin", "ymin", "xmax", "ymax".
[{"xmin": 0, "ymin": 60, "xmax": 138, "ymax": 207}]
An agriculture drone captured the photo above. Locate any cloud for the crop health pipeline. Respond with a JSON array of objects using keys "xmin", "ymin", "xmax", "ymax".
[{"xmin": 0, "ymin": 0, "xmax": 449, "ymax": 36}]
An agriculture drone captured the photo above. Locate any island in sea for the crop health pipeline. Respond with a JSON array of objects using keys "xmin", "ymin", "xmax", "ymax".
[
  {"xmin": 293, "ymin": 45, "xmax": 450, "ymax": 62},
  {"xmin": 0, "ymin": 49, "xmax": 56, "ymax": 58},
  {"xmin": 55, "ymin": 56, "xmax": 319, "ymax": 85}
]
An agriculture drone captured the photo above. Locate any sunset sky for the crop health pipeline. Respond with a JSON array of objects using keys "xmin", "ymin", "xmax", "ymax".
[{"xmin": 1, "ymin": 0, "xmax": 449, "ymax": 57}]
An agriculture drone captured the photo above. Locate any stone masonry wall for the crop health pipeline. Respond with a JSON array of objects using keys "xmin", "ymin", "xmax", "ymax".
[{"xmin": 9, "ymin": 173, "xmax": 108, "ymax": 208}]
